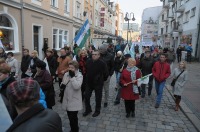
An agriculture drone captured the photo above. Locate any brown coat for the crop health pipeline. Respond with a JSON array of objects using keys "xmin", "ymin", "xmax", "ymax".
[{"xmin": 57, "ymin": 56, "xmax": 71, "ymax": 79}]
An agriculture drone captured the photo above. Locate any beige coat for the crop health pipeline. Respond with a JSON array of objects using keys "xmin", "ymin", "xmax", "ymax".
[{"xmin": 61, "ymin": 71, "xmax": 83, "ymax": 111}]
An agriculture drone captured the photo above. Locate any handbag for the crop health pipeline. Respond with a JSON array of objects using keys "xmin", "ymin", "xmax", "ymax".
[{"xmin": 171, "ymin": 70, "xmax": 184, "ymax": 86}]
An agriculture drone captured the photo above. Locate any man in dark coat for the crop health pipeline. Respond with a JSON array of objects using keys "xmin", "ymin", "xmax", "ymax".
[
  {"xmin": 176, "ymin": 45, "xmax": 182, "ymax": 63},
  {"xmin": 99, "ymin": 44, "xmax": 114, "ymax": 107},
  {"xmin": 6, "ymin": 78, "xmax": 62, "ymax": 132},
  {"xmin": 83, "ymin": 50, "xmax": 109, "ymax": 117},
  {"xmin": 138, "ymin": 50, "xmax": 155, "ymax": 98},
  {"xmin": 21, "ymin": 49, "xmax": 31, "ymax": 78}
]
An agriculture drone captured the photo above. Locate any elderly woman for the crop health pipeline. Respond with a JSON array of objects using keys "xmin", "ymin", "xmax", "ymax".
[
  {"xmin": 78, "ymin": 49, "xmax": 88, "ymax": 100},
  {"xmin": 61, "ymin": 60, "xmax": 83, "ymax": 132},
  {"xmin": 34, "ymin": 60, "xmax": 55, "ymax": 109},
  {"xmin": 120, "ymin": 58, "xmax": 141, "ymax": 118},
  {"xmin": 171, "ymin": 61, "xmax": 188, "ymax": 111}
]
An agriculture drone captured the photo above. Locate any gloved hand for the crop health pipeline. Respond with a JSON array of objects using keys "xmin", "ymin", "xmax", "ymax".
[{"xmin": 69, "ymin": 70, "xmax": 75, "ymax": 78}]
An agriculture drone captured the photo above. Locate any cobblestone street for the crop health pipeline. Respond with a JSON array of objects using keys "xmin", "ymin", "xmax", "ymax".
[{"xmin": 53, "ymin": 75, "xmax": 198, "ymax": 132}]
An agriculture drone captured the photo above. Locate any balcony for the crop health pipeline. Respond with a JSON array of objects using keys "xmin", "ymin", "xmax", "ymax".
[
  {"xmin": 168, "ymin": 0, "xmax": 175, "ymax": 2},
  {"xmin": 176, "ymin": 4, "xmax": 185, "ymax": 13},
  {"xmin": 163, "ymin": 3, "xmax": 170, "ymax": 8},
  {"xmin": 172, "ymin": 22, "xmax": 183, "ymax": 33}
]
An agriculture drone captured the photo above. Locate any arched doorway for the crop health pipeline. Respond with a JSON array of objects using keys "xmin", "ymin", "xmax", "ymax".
[{"xmin": 0, "ymin": 13, "xmax": 19, "ymax": 52}]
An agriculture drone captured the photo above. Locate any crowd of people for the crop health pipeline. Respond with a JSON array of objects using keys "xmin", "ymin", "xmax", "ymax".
[{"xmin": 0, "ymin": 42, "xmax": 189, "ymax": 132}]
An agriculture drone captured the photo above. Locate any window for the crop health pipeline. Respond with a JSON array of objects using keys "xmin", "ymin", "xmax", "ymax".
[
  {"xmin": 76, "ymin": 1, "xmax": 81, "ymax": 18},
  {"xmin": 191, "ymin": 7, "xmax": 196, "ymax": 17},
  {"xmin": 180, "ymin": 0, "xmax": 184, "ymax": 6},
  {"xmin": 184, "ymin": 11, "xmax": 190, "ymax": 23},
  {"xmin": 53, "ymin": 29, "xmax": 68, "ymax": 49},
  {"xmin": 64, "ymin": 0, "xmax": 69, "ymax": 13},
  {"xmin": 51, "ymin": 0, "xmax": 58, "ymax": 8},
  {"xmin": 0, "ymin": 15, "xmax": 17, "ymax": 51}
]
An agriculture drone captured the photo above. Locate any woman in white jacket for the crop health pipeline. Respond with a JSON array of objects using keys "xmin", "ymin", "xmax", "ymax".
[
  {"xmin": 172, "ymin": 61, "xmax": 188, "ymax": 111},
  {"xmin": 61, "ymin": 60, "xmax": 83, "ymax": 132},
  {"xmin": 6, "ymin": 52, "xmax": 19, "ymax": 78}
]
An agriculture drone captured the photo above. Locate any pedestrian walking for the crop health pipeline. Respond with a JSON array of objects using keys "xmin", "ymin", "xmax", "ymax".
[
  {"xmin": 167, "ymin": 48, "xmax": 176, "ymax": 73},
  {"xmin": 34, "ymin": 60, "xmax": 55, "ymax": 109},
  {"xmin": 114, "ymin": 54, "xmax": 131, "ymax": 105},
  {"xmin": 83, "ymin": 50, "xmax": 108, "ymax": 117},
  {"xmin": 6, "ymin": 52, "xmax": 19, "ymax": 78},
  {"xmin": 120, "ymin": 58, "xmax": 141, "ymax": 118},
  {"xmin": 176, "ymin": 45, "xmax": 182, "ymax": 63},
  {"xmin": 152, "ymin": 53, "xmax": 171, "ymax": 108},
  {"xmin": 61, "ymin": 60, "xmax": 83, "ymax": 132},
  {"xmin": 6, "ymin": 78, "xmax": 62, "ymax": 132},
  {"xmin": 99, "ymin": 44, "xmax": 114, "ymax": 108},
  {"xmin": 186, "ymin": 44, "xmax": 193, "ymax": 63},
  {"xmin": 57, "ymin": 48, "xmax": 71, "ymax": 102},
  {"xmin": 21, "ymin": 49, "xmax": 31, "ymax": 78},
  {"xmin": 171, "ymin": 61, "xmax": 188, "ymax": 111},
  {"xmin": 138, "ymin": 50, "xmax": 155, "ymax": 98}
]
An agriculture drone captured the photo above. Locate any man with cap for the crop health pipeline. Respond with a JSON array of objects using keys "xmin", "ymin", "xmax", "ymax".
[
  {"xmin": 6, "ymin": 78, "xmax": 62, "ymax": 132},
  {"xmin": 138, "ymin": 50, "xmax": 155, "ymax": 98},
  {"xmin": 99, "ymin": 44, "xmax": 114, "ymax": 107}
]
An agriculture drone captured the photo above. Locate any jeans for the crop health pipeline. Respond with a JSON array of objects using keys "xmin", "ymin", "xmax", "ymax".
[
  {"xmin": 67, "ymin": 111, "xmax": 79, "ymax": 132},
  {"xmin": 155, "ymin": 80, "xmax": 166, "ymax": 105},
  {"xmin": 115, "ymin": 71, "xmax": 121, "ymax": 87},
  {"xmin": 115, "ymin": 86, "xmax": 122, "ymax": 103},
  {"xmin": 103, "ymin": 76, "xmax": 111, "ymax": 103},
  {"xmin": 85, "ymin": 84, "xmax": 103, "ymax": 113}
]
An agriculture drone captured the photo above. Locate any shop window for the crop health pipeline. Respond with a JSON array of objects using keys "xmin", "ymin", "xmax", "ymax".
[{"xmin": 0, "ymin": 15, "xmax": 17, "ymax": 51}]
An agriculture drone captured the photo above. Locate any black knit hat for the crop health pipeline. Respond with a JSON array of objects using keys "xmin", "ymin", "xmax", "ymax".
[{"xmin": 35, "ymin": 60, "xmax": 46, "ymax": 70}]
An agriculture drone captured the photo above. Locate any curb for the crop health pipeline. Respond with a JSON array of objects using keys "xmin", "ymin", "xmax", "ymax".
[{"xmin": 166, "ymin": 85, "xmax": 200, "ymax": 132}]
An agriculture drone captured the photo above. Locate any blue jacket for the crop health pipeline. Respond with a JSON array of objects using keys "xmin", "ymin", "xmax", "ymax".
[{"xmin": 39, "ymin": 88, "xmax": 47, "ymax": 108}]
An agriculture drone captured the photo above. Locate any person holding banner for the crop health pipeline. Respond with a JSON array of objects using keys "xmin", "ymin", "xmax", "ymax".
[
  {"xmin": 152, "ymin": 53, "xmax": 171, "ymax": 108},
  {"xmin": 138, "ymin": 50, "xmax": 155, "ymax": 98},
  {"xmin": 120, "ymin": 58, "xmax": 141, "ymax": 118}
]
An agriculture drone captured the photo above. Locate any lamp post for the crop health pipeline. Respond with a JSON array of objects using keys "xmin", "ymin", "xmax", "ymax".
[{"xmin": 124, "ymin": 12, "xmax": 135, "ymax": 44}]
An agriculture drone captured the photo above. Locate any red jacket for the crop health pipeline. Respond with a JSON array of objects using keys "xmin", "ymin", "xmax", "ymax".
[
  {"xmin": 152, "ymin": 61, "xmax": 171, "ymax": 82},
  {"xmin": 120, "ymin": 69, "xmax": 141, "ymax": 100}
]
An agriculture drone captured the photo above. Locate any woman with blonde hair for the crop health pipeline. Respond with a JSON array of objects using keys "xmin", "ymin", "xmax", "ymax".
[
  {"xmin": 29, "ymin": 50, "xmax": 40, "ymax": 77},
  {"xmin": 171, "ymin": 61, "xmax": 188, "ymax": 111},
  {"xmin": 120, "ymin": 58, "xmax": 141, "ymax": 118}
]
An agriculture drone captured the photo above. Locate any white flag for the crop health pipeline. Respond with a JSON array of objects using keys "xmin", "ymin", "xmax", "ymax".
[
  {"xmin": 137, "ymin": 73, "xmax": 152, "ymax": 87},
  {"xmin": 73, "ymin": 55, "xmax": 77, "ymax": 61},
  {"xmin": 0, "ymin": 39, "xmax": 5, "ymax": 50},
  {"xmin": 123, "ymin": 44, "xmax": 130, "ymax": 55},
  {"xmin": 43, "ymin": 58, "xmax": 51, "ymax": 75}
]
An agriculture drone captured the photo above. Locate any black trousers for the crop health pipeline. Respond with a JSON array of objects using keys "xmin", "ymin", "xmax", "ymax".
[
  {"xmin": 124, "ymin": 100, "xmax": 135, "ymax": 114},
  {"xmin": 177, "ymin": 54, "xmax": 181, "ymax": 63},
  {"xmin": 67, "ymin": 111, "xmax": 79, "ymax": 132},
  {"xmin": 85, "ymin": 84, "xmax": 103, "ymax": 113},
  {"xmin": 187, "ymin": 52, "xmax": 192, "ymax": 62},
  {"xmin": 174, "ymin": 95, "xmax": 181, "ymax": 99},
  {"xmin": 81, "ymin": 75, "xmax": 87, "ymax": 100},
  {"xmin": 141, "ymin": 76, "xmax": 153, "ymax": 96},
  {"xmin": 58, "ymin": 78, "xmax": 64, "ymax": 102}
]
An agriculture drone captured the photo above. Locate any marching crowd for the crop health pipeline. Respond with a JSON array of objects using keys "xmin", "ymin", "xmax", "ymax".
[{"xmin": 0, "ymin": 42, "xmax": 189, "ymax": 132}]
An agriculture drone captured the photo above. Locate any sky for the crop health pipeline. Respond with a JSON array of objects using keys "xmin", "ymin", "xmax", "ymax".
[{"xmin": 113, "ymin": 0, "xmax": 162, "ymax": 25}]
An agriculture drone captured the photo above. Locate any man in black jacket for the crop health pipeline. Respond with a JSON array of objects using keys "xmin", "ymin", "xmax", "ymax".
[
  {"xmin": 99, "ymin": 44, "xmax": 114, "ymax": 108},
  {"xmin": 83, "ymin": 50, "xmax": 109, "ymax": 117},
  {"xmin": 176, "ymin": 45, "xmax": 182, "ymax": 63},
  {"xmin": 6, "ymin": 78, "xmax": 62, "ymax": 132},
  {"xmin": 138, "ymin": 50, "xmax": 155, "ymax": 98},
  {"xmin": 21, "ymin": 49, "xmax": 31, "ymax": 78}
]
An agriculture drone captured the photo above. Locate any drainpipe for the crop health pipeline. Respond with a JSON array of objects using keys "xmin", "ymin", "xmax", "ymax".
[
  {"xmin": 20, "ymin": 0, "xmax": 24, "ymax": 54},
  {"xmin": 195, "ymin": 7, "xmax": 200, "ymax": 61}
]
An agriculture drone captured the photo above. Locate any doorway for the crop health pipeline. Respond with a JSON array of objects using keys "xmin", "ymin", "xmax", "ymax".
[{"xmin": 33, "ymin": 25, "xmax": 43, "ymax": 59}]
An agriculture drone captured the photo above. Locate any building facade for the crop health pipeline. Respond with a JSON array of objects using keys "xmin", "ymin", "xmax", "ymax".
[
  {"xmin": 141, "ymin": 6, "xmax": 162, "ymax": 45},
  {"xmin": 158, "ymin": 0, "xmax": 200, "ymax": 58}
]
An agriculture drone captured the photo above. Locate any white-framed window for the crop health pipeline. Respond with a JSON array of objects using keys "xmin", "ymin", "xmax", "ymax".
[
  {"xmin": 53, "ymin": 28, "xmax": 68, "ymax": 49},
  {"xmin": 51, "ymin": 0, "xmax": 58, "ymax": 8},
  {"xmin": 76, "ymin": 1, "xmax": 81, "ymax": 18},
  {"xmin": 31, "ymin": 0, "xmax": 42, "ymax": 6},
  {"xmin": 64, "ymin": 0, "xmax": 70, "ymax": 13},
  {"xmin": 191, "ymin": 7, "xmax": 196, "ymax": 17},
  {"xmin": 184, "ymin": 11, "xmax": 190, "ymax": 23},
  {"xmin": 0, "ymin": 15, "xmax": 18, "ymax": 52}
]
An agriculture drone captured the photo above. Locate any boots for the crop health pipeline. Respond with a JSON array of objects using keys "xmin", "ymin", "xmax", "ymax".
[{"xmin": 175, "ymin": 98, "xmax": 181, "ymax": 111}]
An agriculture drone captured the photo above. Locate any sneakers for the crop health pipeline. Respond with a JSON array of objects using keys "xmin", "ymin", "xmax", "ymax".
[
  {"xmin": 92, "ymin": 112, "xmax": 100, "ymax": 117},
  {"xmin": 155, "ymin": 103, "xmax": 159, "ymax": 108},
  {"xmin": 83, "ymin": 110, "xmax": 92, "ymax": 117},
  {"xmin": 104, "ymin": 103, "xmax": 108, "ymax": 108}
]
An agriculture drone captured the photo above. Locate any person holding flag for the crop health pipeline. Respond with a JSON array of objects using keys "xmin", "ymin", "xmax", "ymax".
[{"xmin": 138, "ymin": 50, "xmax": 155, "ymax": 98}]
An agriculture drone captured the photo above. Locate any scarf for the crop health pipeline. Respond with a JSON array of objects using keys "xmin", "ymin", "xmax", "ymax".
[{"xmin": 126, "ymin": 66, "xmax": 139, "ymax": 93}]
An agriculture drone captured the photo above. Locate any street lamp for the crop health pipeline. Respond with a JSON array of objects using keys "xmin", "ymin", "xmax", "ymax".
[{"xmin": 124, "ymin": 12, "xmax": 135, "ymax": 44}]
